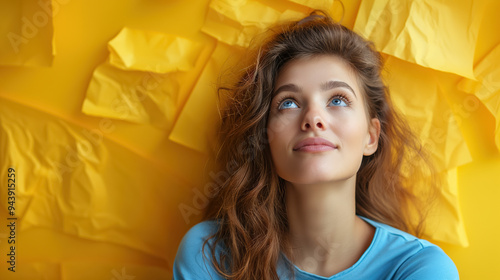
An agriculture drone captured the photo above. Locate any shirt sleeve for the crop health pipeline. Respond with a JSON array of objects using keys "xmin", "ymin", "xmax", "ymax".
[
  {"xmin": 173, "ymin": 222, "xmax": 224, "ymax": 280},
  {"xmin": 394, "ymin": 246, "xmax": 459, "ymax": 280}
]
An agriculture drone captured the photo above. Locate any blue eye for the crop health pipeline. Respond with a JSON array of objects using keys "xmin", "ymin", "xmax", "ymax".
[
  {"xmin": 278, "ymin": 99, "xmax": 298, "ymax": 110},
  {"xmin": 329, "ymin": 97, "xmax": 348, "ymax": 107}
]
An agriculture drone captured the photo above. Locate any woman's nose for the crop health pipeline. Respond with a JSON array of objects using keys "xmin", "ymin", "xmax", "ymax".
[{"xmin": 301, "ymin": 106, "xmax": 327, "ymax": 131}]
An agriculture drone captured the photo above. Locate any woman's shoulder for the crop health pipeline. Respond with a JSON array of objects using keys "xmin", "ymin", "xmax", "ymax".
[
  {"xmin": 359, "ymin": 216, "xmax": 459, "ymax": 279},
  {"xmin": 181, "ymin": 220, "xmax": 219, "ymax": 243},
  {"xmin": 393, "ymin": 245, "xmax": 460, "ymax": 279},
  {"xmin": 173, "ymin": 220, "xmax": 223, "ymax": 280}
]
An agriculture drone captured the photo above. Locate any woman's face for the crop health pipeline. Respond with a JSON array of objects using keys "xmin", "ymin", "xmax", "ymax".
[{"xmin": 267, "ymin": 55, "xmax": 380, "ymax": 185}]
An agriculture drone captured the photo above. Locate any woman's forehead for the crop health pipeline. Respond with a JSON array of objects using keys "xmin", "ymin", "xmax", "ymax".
[{"xmin": 273, "ymin": 55, "xmax": 361, "ymax": 93}]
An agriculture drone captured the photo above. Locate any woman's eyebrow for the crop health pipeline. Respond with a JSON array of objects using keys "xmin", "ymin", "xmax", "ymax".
[
  {"xmin": 274, "ymin": 81, "xmax": 356, "ymax": 98},
  {"xmin": 321, "ymin": 80, "xmax": 357, "ymax": 98},
  {"xmin": 273, "ymin": 84, "xmax": 302, "ymax": 96}
]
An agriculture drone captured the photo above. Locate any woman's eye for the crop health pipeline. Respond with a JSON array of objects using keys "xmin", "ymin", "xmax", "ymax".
[
  {"xmin": 278, "ymin": 99, "xmax": 298, "ymax": 110},
  {"xmin": 329, "ymin": 97, "xmax": 348, "ymax": 107}
]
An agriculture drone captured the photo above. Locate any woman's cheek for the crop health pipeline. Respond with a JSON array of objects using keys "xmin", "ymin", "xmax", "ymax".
[{"xmin": 267, "ymin": 114, "xmax": 294, "ymax": 142}]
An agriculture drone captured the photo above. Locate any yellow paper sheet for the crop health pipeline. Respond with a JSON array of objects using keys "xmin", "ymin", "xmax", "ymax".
[
  {"xmin": 384, "ymin": 56, "xmax": 471, "ymax": 246},
  {"xmin": 0, "ymin": 0, "xmax": 54, "ymax": 66},
  {"xmin": 354, "ymin": 0, "xmax": 486, "ymax": 79},
  {"xmin": 0, "ymin": 96, "xmax": 198, "ymax": 268},
  {"xmin": 82, "ymin": 28, "xmax": 204, "ymax": 129},
  {"xmin": 385, "ymin": 56, "xmax": 472, "ymax": 172},
  {"xmin": 201, "ymin": 0, "xmax": 333, "ymax": 48},
  {"xmin": 423, "ymin": 168, "xmax": 469, "ymax": 247},
  {"xmin": 83, "ymin": 62, "xmax": 180, "ymax": 128},
  {"xmin": 458, "ymin": 43, "xmax": 500, "ymax": 151},
  {"xmin": 288, "ymin": 0, "xmax": 334, "ymax": 10},
  {"xmin": 108, "ymin": 27, "xmax": 201, "ymax": 73},
  {"xmin": 169, "ymin": 42, "xmax": 236, "ymax": 153}
]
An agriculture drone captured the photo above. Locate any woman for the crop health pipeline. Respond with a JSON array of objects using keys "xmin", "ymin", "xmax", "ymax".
[{"xmin": 173, "ymin": 11, "xmax": 459, "ymax": 280}]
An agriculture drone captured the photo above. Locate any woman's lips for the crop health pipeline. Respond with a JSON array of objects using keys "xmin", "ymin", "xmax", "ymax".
[{"xmin": 293, "ymin": 137, "xmax": 337, "ymax": 152}]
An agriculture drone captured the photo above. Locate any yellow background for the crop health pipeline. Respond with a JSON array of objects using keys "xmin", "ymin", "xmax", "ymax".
[{"xmin": 0, "ymin": 0, "xmax": 499, "ymax": 279}]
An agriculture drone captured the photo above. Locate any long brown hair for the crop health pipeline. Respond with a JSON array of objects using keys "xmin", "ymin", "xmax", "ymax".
[{"xmin": 204, "ymin": 11, "xmax": 437, "ymax": 280}]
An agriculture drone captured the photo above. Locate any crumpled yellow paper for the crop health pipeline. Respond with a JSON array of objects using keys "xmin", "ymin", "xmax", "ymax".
[
  {"xmin": 354, "ymin": 0, "xmax": 486, "ymax": 79},
  {"xmin": 458, "ymin": 43, "xmax": 500, "ymax": 151},
  {"xmin": 385, "ymin": 56, "xmax": 472, "ymax": 172},
  {"xmin": 83, "ymin": 62, "xmax": 181, "ymax": 127},
  {"xmin": 82, "ymin": 27, "xmax": 203, "ymax": 129},
  {"xmin": 0, "ymin": 0, "xmax": 55, "ymax": 66},
  {"xmin": 384, "ymin": 55, "xmax": 471, "ymax": 246},
  {"xmin": 288, "ymin": 0, "xmax": 334, "ymax": 10},
  {"xmin": 423, "ymin": 168, "xmax": 469, "ymax": 247},
  {"xmin": 0, "ymin": 96, "xmax": 195, "ymax": 271},
  {"xmin": 201, "ymin": 0, "xmax": 333, "ymax": 48},
  {"xmin": 108, "ymin": 28, "xmax": 202, "ymax": 73}
]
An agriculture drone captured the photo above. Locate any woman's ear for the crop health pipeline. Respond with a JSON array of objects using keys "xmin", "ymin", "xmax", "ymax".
[{"xmin": 364, "ymin": 118, "xmax": 381, "ymax": 156}]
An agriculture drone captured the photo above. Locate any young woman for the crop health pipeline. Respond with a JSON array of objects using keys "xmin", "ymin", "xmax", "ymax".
[{"xmin": 173, "ymin": 11, "xmax": 459, "ymax": 280}]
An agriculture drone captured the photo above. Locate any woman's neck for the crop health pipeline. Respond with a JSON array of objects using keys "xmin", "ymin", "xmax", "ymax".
[{"xmin": 285, "ymin": 177, "xmax": 374, "ymax": 277}]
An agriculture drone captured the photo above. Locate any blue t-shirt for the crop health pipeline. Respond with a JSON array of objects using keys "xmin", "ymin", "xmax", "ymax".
[{"xmin": 173, "ymin": 216, "xmax": 459, "ymax": 279}]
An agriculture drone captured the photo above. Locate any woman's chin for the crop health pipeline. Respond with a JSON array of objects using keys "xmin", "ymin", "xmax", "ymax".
[{"xmin": 283, "ymin": 173, "xmax": 356, "ymax": 186}]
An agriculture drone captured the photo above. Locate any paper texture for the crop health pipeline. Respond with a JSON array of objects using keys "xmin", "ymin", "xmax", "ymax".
[
  {"xmin": 458, "ymin": 44, "xmax": 500, "ymax": 151},
  {"xmin": 288, "ymin": 0, "xmax": 334, "ymax": 10},
  {"xmin": 0, "ymin": 97, "xmax": 196, "ymax": 271},
  {"xmin": 354, "ymin": 0, "xmax": 486, "ymax": 79},
  {"xmin": 82, "ymin": 28, "xmax": 203, "ymax": 129},
  {"xmin": 384, "ymin": 56, "xmax": 471, "ymax": 245},
  {"xmin": 201, "ymin": 0, "xmax": 334, "ymax": 47},
  {"xmin": 108, "ymin": 28, "xmax": 202, "ymax": 73},
  {"xmin": 386, "ymin": 56, "xmax": 472, "ymax": 171},
  {"xmin": 423, "ymin": 168, "xmax": 469, "ymax": 246}
]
